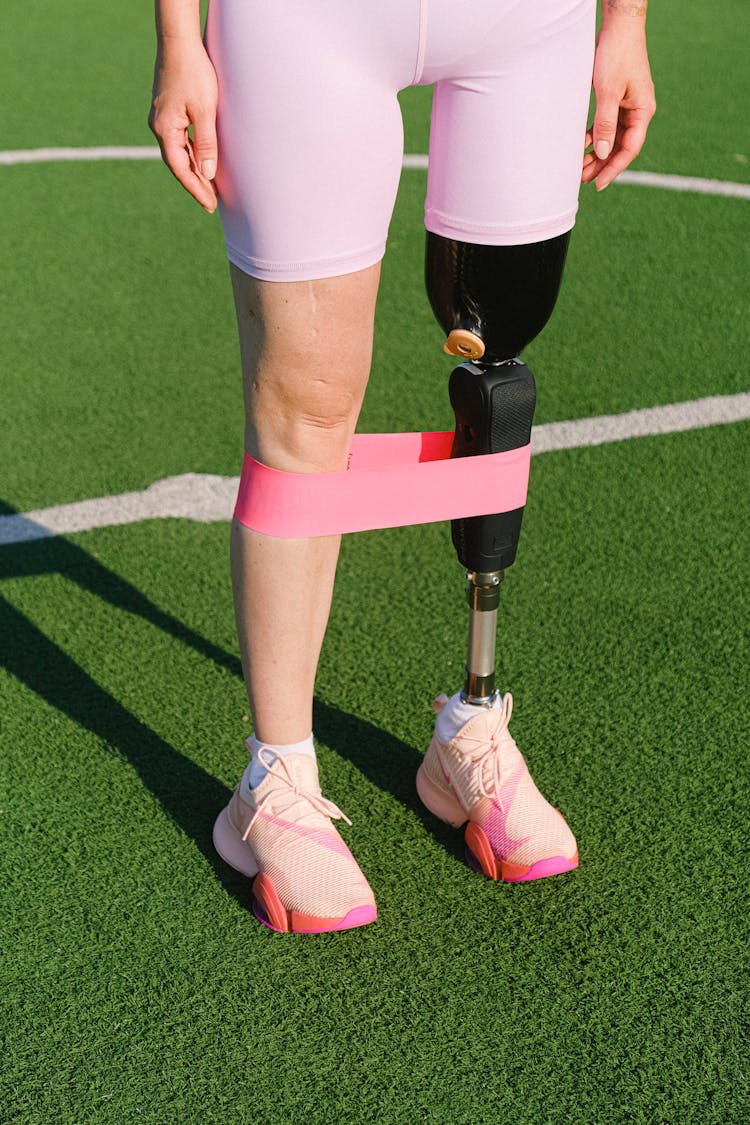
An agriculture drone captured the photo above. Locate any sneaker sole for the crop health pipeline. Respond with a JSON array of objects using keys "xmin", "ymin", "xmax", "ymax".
[
  {"xmin": 253, "ymin": 874, "xmax": 377, "ymax": 934},
  {"xmin": 213, "ymin": 807, "xmax": 377, "ymax": 934},
  {"xmin": 465, "ymin": 821, "xmax": 578, "ymax": 882},
  {"xmin": 417, "ymin": 762, "xmax": 578, "ymax": 883}
]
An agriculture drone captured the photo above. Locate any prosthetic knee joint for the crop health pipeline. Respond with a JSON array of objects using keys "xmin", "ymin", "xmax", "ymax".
[{"xmin": 425, "ymin": 230, "xmax": 570, "ymax": 706}]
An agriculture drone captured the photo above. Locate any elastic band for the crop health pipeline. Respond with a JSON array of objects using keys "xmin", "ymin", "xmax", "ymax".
[{"xmin": 234, "ymin": 432, "xmax": 531, "ymax": 538}]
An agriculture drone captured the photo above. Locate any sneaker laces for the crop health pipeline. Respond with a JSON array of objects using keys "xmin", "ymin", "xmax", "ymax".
[
  {"xmin": 242, "ymin": 749, "xmax": 352, "ymax": 841},
  {"xmin": 452, "ymin": 692, "xmax": 515, "ymax": 807}
]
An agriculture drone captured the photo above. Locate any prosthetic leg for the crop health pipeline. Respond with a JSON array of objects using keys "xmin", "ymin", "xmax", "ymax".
[{"xmin": 425, "ymin": 230, "xmax": 570, "ymax": 707}]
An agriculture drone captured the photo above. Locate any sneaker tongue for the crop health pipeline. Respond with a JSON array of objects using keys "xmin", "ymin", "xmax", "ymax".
[
  {"xmin": 282, "ymin": 753, "xmax": 321, "ymax": 793},
  {"xmin": 459, "ymin": 707, "xmax": 498, "ymax": 741},
  {"xmin": 453, "ymin": 705, "xmax": 511, "ymax": 762}
]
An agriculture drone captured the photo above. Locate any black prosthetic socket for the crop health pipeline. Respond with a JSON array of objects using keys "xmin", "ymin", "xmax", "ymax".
[
  {"xmin": 425, "ymin": 230, "xmax": 571, "ymax": 571},
  {"xmin": 449, "ymin": 360, "xmax": 536, "ymax": 572},
  {"xmin": 425, "ymin": 231, "xmax": 570, "ymax": 363}
]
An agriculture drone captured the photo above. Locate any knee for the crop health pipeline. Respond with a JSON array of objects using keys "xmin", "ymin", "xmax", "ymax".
[
  {"xmin": 262, "ymin": 367, "xmax": 360, "ymax": 435},
  {"xmin": 249, "ymin": 358, "xmax": 366, "ymax": 472}
]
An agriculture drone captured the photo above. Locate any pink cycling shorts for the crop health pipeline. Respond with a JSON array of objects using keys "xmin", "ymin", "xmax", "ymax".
[{"xmin": 204, "ymin": 0, "xmax": 596, "ymax": 282}]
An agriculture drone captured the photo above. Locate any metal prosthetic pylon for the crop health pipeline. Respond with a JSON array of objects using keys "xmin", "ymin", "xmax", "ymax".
[{"xmin": 463, "ymin": 568, "xmax": 503, "ymax": 706}]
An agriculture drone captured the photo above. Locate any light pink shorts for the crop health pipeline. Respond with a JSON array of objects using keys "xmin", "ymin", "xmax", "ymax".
[{"xmin": 205, "ymin": 0, "xmax": 596, "ymax": 282}]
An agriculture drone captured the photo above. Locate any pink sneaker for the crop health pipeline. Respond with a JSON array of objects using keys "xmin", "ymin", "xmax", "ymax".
[
  {"xmin": 417, "ymin": 694, "xmax": 578, "ymax": 882},
  {"xmin": 213, "ymin": 749, "xmax": 377, "ymax": 933}
]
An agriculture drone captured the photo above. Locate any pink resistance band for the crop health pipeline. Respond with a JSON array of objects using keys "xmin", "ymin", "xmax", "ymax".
[{"xmin": 234, "ymin": 432, "xmax": 531, "ymax": 538}]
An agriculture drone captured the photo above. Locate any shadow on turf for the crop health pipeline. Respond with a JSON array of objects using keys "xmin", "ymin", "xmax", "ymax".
[{"xmin": 0, "ymin": 524, "xmax": 461, "ymax": 909}]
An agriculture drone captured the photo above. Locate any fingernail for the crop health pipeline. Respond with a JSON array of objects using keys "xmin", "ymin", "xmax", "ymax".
[
  {"xmin": 594, "ymin": 140, "xmax": 611, "ymax": 161},
  {"xmin": 596, "ymin": 180, "xmax": 609, "ymax": 192},
  {"xmin": 202, "ymin": 159, "xmax": 216, "ymax": 179}
]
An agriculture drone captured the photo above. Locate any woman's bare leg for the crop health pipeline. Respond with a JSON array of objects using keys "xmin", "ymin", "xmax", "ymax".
[{"xmin": 229, "ymin": 261, "xmax": 381, "ymax": 745}]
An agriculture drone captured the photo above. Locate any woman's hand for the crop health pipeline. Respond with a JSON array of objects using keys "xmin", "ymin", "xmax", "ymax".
[
  {"xmin": 149, "ymin": 36, "xmax": 219, "ymax": 212},
  {"xmin": 582, "ymin": 9, "xmax": 656, "ymax": 191}
]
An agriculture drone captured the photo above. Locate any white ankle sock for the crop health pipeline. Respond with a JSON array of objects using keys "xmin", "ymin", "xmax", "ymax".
[
  {"xmin": 246, "ymin": 733, "xmax": 317, "ymax": 789},
  {"xmin": 436, "ymin": 692, "xmax": 503, "ymax": 743}
]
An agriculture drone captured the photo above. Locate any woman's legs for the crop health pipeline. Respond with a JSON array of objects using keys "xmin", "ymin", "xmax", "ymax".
[
  {"xmin": 228, "ymin": 261, "xmax": 381, "ymax": 744},
  {"xmin": 212, "ymin": 263, "xmax": 382, "ymax": 932}
]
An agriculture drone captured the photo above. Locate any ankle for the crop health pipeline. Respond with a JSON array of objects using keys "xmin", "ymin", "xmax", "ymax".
[{"xmin": 246, "ymin": 733, "xmax": 316, "ymax": 788}]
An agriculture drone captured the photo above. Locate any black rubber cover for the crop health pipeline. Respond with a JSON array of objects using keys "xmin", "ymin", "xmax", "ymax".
[
  {"xmin": 425, "ymin": 231, "xmax": 570, "ymax": 363},
  {"xmin": 449, "ymin": 360, "xmax": 536, "ymax": 571}
]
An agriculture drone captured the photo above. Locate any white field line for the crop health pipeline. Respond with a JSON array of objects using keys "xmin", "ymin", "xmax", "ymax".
[
  {"xmin": 614, "ymin": 170, "xmax": 750, "ymax": 201},
  {"xmin": 2, "ymin": 392, "xmax": 748, "ymax": 547},
  {"xmin": 2, "ymin": 147, "xmax": 750, "ymax": 200},
  {"xmin": 529, "ymin": 391, "xmax": 750, "ymax": 452},
  {"xmin": 0, "ymin": 146, "xmax": 163, "ymax": 165}
]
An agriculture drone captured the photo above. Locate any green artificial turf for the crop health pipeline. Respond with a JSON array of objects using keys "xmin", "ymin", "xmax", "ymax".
[
  {"xmin": 2, "ymin": 423, "xmax": 747, "ymax": 1123},
  {"xmin": 1, "ymin": 2, "xmax": 749, "ymax": 1122}
]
